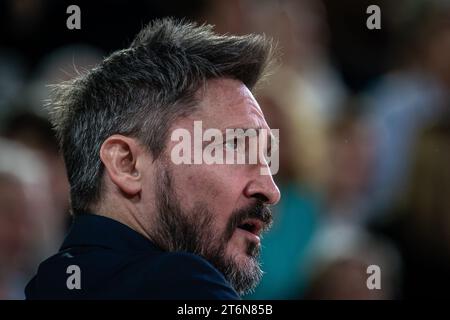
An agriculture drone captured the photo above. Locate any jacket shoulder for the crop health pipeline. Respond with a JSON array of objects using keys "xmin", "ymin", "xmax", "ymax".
[
  {"xmin": 138, "ymin": 251, "xmax": 240, "ymax": 300},
  {"xmin": 26, "ymin": 248, "xmax": 240, "ymax": 300}
]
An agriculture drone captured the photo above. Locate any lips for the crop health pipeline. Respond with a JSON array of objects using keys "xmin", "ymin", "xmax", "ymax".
[{"xmin": 237, "ymin": 218, "xmax": 264, "ymax": 237}]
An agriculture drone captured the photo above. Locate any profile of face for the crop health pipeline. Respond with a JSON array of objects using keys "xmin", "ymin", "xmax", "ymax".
[{"xmin": 142, "ymin": 78, "xmax": 281, "ymax": 295}]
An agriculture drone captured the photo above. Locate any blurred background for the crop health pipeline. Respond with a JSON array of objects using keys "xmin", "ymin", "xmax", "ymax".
[{"xmin": 1, "ymin": 0, "xmax": 449, "ymax": 299}]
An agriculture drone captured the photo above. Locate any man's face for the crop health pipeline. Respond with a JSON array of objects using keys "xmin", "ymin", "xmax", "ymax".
[{"xmin": 145, "ymin": 78, "xmax": 281, "ymax": 295}]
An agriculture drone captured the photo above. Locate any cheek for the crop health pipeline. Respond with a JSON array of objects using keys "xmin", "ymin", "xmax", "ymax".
[{"xmin": 173, "ymin": 164, "xmax": 244, "ymax": 222}]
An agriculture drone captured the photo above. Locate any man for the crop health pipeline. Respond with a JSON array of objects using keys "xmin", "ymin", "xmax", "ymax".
[{"xmin": 25, "ymin": 18, "xmax": 280, "ymax": 300}]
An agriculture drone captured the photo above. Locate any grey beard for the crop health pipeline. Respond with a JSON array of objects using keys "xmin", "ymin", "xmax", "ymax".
[{"xmin": 148, "ymin": 163, "xmax": 269, "ymax": 295}]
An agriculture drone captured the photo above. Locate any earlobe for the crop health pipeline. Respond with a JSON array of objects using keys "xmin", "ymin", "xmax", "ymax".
[{"xmin": 100, "ymin": 135, "xmax": 142, "ymax": 196}]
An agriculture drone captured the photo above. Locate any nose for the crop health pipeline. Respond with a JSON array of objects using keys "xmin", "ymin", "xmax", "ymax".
[{"xmin": 243, "ymin": 173, "xmax": 281, "ymax": 206}]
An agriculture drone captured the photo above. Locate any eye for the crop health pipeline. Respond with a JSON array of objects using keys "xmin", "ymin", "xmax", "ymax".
[{"xmin": 224, "ymin": 137, "xmax": 239, "ymax": 151}]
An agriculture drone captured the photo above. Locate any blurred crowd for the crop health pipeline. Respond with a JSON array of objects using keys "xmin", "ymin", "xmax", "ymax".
[{"xmin": 1, "ymin": 0, "xmax": 449, "ymax": 299}]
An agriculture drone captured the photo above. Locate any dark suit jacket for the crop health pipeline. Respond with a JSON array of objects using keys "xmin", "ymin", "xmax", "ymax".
[{"xmin": 25, "ymin": 213, "xmax": 240, "ymax": 300}]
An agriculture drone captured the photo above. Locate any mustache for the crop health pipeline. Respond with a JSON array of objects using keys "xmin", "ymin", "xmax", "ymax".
[{"xmin": 224, "ymin": 200, "xmax": 273, "ymax": 241}]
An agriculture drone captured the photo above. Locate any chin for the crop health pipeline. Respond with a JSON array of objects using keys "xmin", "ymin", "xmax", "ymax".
[
  {"xmin": 223, "ymin": 246, "xmax": 263, "ymax": 296},
  {"xmin": 226, "ymin": 233, "xmax": 261, "ymax": 263}
]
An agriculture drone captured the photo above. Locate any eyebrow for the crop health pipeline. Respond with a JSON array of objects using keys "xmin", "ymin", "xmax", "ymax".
[
  {"xmin": 222, "ymin": 126, "xmax": 270, "ymax": 135},
  {"xmin": 229, "ymin": 127, "xmax": 277, "ymax": 140},
  {"xmin": 224, "ymin": 128, "xmax": 259, "ymax": 138},
  {"xmin": 223, "ymin": 127, "xmax": 278, "ymax": 152},
  {"xmin": 199, "ymin": 127, "xmax": 278, "ymax": 156}
]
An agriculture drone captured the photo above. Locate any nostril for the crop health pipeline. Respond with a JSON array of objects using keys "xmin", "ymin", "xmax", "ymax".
[
  {"xmin": 238, "ymin": 223, "xmax": 254, "ymax": 232},
  {"xmin": 252, "ymin": 193, "xmax": 269, "ymax": 203}
]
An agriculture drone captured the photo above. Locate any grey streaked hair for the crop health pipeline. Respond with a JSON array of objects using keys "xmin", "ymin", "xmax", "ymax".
[{"xmin": 48, "ymin": 18, "xmax": 276, "ymax": 214}]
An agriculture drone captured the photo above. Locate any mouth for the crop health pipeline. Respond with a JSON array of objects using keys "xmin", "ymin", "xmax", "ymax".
[{"xmin": 236, "ymin": 219, "xmax": 264, "ymax": 237}]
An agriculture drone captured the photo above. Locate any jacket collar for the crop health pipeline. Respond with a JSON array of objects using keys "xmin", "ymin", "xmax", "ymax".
[{"xmin": 60, "ymin": 213, "xmax": 162, "ymax": 253}]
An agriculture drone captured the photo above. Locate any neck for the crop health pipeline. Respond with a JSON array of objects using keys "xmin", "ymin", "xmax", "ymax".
[{"xmin": 93, "ymin": 201, "xmax": 153, "ymax": 241}]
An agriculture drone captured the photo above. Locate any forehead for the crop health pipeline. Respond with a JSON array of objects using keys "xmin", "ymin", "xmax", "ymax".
[{"xmin": 193, "ymin": 78, "xmax": 268, "ymax": 130}]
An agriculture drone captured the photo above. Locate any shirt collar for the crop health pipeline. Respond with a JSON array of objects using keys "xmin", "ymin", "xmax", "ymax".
[{"xmin": 60, "ymin": 213, "xmax": 162, "ymax": 253}]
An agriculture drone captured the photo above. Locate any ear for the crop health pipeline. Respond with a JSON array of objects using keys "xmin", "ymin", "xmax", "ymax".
[{"xmin": 99, "ymin": 135, "xmax": 144, "ymax": 196}]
